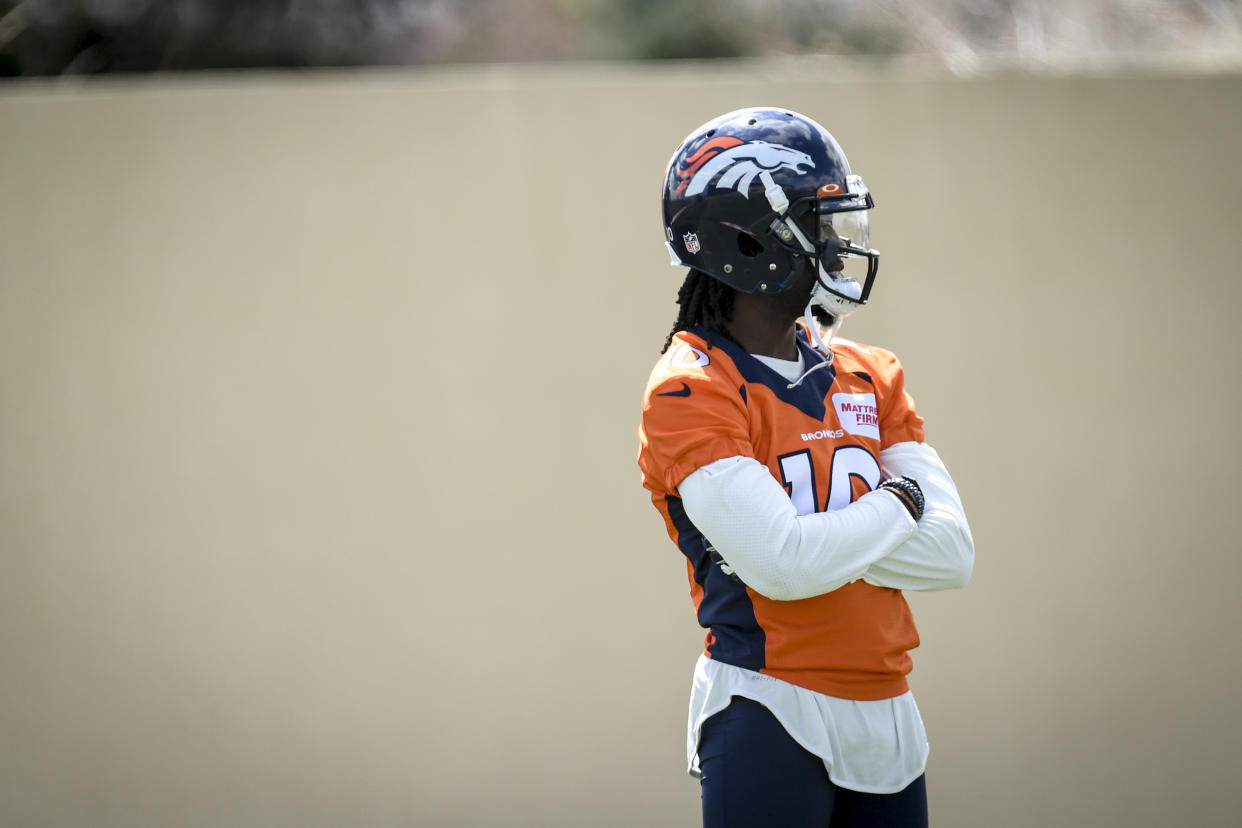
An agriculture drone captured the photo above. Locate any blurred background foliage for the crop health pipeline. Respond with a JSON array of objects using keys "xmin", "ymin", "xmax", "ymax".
[{"xmin": 1, "ymin": 0, "xmax": 1240, "ymax": 76}]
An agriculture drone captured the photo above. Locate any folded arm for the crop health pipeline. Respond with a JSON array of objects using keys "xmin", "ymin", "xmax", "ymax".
[
  {"xmin": 862, "ymin": 441, "xmax": 974, "ymax": 591},
  {"xmin": 677, "ymin": 456, "xmax": 918, "ymax": 601}
]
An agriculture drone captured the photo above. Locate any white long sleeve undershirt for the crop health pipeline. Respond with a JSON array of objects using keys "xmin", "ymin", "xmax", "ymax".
[
  {"xmin": 866, "ymin": 441, "xmax": 974, "ymax": 591},
  {"xmin": 678, "ymin": 457, "xmax": 918, "ymax": 601},
  {"xmin": 677, "ymin": 441, "xmax": 973, "ymax": 601}
]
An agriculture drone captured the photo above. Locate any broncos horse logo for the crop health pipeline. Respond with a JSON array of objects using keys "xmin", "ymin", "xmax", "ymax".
[{"xmin": 675, "ymin": 138, "xmax": 815, "ymax": 198}]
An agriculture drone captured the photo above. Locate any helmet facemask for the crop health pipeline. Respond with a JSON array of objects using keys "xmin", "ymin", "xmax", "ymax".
[{"xmin": 769, "ymin": 174, "xmax": 878, "ymax": 319}]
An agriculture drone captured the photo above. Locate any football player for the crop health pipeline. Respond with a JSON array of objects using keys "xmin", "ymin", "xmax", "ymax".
[{"xmin": 638, "ymin": 107, "xmax": 974, "ymax": 827}]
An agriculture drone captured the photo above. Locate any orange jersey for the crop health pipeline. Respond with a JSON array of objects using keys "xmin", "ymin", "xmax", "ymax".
[{"xmin": 638, "ymin": 326, "xmax": 926, "ymax": 700}]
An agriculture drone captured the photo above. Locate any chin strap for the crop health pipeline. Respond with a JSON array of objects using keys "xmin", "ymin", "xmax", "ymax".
[
  {"xmin": 787, "ymin": 301, "xmax": 844, "ymax": 389},
  {"xmin": 804, "ymin": 300, "xmax": 832, "ymax": 354}
]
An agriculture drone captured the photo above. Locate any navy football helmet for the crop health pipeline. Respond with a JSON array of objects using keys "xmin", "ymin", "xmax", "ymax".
[{"xmin": 661, "ymin": 107, "xmax": 878, "ymax": 319}]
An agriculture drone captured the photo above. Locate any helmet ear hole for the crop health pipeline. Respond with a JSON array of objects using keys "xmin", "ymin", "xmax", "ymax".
[{"xmin": 735, "ymin": 229, "xmax": 764, "ymax": 258}]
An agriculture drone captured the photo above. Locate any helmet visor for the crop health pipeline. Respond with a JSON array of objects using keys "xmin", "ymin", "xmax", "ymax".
[
  {"xmin": 817, "ymin": 206, "xmax": 872, "ymax": 284},
  {"xmin": 818, "ymin": 208, "xmax": 870, "ymax": 250}
]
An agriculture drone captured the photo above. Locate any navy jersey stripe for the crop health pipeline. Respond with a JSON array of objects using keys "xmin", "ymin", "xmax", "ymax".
[
  {"xmin": 665, "ymin": 494, "xmax": 766, "ymax": 671},
  {"xmin": 689, "ymin": 327, "xmax": 835, "ymax": 420}
]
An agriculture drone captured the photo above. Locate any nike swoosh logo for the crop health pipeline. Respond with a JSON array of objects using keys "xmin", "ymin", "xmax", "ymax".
[{"xmin": 658, "ymin": 382, "xmax": 692, "ymax": 397}]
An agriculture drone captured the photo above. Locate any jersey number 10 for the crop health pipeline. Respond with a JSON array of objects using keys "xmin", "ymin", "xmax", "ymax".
[{"xmin": 778, "ymin": 446, "xmax": 882, "ymax": 516}]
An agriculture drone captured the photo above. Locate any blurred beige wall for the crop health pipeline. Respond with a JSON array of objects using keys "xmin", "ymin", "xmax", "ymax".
[{"xmin": 2, "ymin": 64, "xmax": 1240, "ymax": 827}]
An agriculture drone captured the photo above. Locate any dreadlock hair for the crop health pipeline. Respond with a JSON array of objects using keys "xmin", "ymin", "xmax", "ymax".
[{"xmin": 660, "ymin": 269, "xmax": 737, "ymax": 354}]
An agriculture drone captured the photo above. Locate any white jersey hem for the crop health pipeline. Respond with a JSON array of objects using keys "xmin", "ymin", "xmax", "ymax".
[{"xmin": 686, "ymin": 655, "xmax": 929, "ymax": 795}]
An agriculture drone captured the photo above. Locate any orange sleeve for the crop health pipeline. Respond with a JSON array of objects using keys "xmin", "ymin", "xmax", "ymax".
[
  {"xmin": 871, "ymin": 346, "xmax": 925, "ymax": 448},
  {"xmin": 638, "ymin": 348, "xmax": 753, "ymax": 494}
]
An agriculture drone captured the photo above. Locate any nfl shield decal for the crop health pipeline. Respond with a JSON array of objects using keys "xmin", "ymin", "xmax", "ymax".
[{"xmin": 683, "ymin": 232, "xmax": 701, "ymax": 254}]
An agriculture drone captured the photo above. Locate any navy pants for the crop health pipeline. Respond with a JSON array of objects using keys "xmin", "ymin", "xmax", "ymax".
[{"xmin": 698, "ymin": 696, "xmax": 928, "ymax": 828}]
